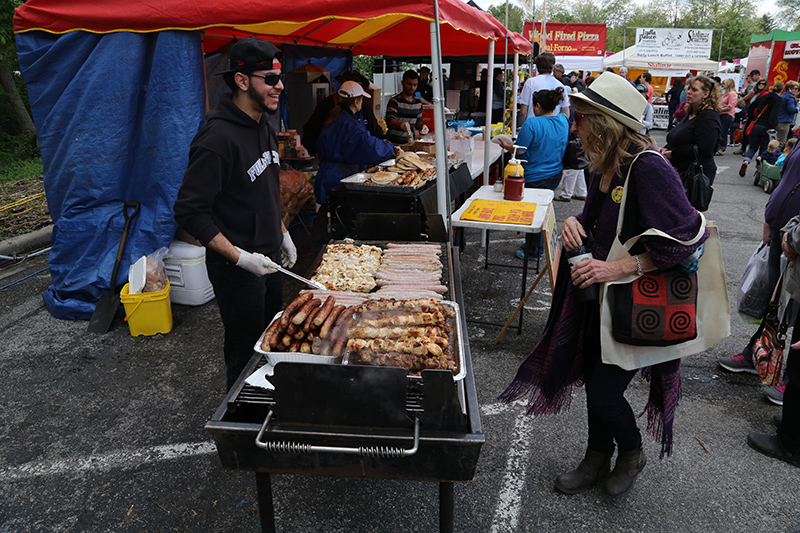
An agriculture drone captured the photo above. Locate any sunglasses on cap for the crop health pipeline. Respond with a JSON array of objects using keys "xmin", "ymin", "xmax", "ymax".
[{"xmin": 249, "ymin": 72, "xmax": 285, "ymax": 86}]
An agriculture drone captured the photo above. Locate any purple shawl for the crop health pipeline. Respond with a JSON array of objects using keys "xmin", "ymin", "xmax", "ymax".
[{"xmin": 499, "ymin": 149, "xmax": 706, "ymax": 458}]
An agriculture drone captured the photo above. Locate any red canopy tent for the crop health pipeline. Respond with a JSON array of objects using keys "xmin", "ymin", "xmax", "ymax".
[{"xmin": 14, "ymin": 0, "xmax": 530, "ymax": 56}]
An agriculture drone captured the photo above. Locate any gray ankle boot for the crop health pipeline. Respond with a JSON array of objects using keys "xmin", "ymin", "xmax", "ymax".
[
  {"xmin": 602, "ymin": 447, "xmax": 646, "ymax": 498},
  {"xmin": 554, "ymin": 447, "xmax": 613, "ymax": 494}
]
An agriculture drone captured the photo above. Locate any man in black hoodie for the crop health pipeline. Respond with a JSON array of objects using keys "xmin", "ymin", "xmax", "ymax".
[{"xmin": 174, "ymin": 38, "xmax": 293, "ymax": 390}]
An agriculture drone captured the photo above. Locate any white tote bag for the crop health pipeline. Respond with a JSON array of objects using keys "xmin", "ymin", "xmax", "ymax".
[{"xmin": 598, "ymin": 151, "xmax": 731, "ymax": 370}]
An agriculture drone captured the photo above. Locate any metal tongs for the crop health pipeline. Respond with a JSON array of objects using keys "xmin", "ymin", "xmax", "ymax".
[{"xmin": 273, "ymin": 263, "xmax": 326, "ymax": 290}]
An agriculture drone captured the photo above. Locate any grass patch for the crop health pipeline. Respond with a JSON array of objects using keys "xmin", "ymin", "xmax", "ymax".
[{"xmin": 0, "ymin": 157, "xmax": 43, "ymax": 184}]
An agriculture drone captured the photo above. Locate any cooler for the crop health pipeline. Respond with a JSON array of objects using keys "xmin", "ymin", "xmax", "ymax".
[{"xmin": 163, "ymin": 240, "xmax": 215, "ymax": 306}]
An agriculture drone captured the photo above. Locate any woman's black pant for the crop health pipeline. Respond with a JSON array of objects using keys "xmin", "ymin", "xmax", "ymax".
[{"xmin": 584, "ymin": 304, "xmax": 642, "ymax": 453}]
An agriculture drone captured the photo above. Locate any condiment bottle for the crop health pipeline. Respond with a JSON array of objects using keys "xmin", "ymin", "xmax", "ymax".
[
  {"xmin": 503, "ymin": 158, "xmax": 526, "ymax": 201},
  {"xmin": 565, "ymin": 231, "xmax": 598, "ymax": 302},
  {"xmin": 502, "ymin": 146, "xmax": 525, "ymax": 190}
]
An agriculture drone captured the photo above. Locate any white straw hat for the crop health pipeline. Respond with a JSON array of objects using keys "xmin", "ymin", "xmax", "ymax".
[
  {"xmin": 569, "ymin": 72, "xmax": 645, "ymax": 131},
  {"xmin": 338, "ymin": 80, "xmax": 371, "ymax": 99}
]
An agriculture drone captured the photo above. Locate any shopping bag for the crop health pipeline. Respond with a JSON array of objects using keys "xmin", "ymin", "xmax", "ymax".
[
  {"xmin": 598, "ymin": 151, "xmax": 730, "ymax": 370},
  {"xmin": 752, "ymin": 268, "xmax": 788, "ymax": 387},
  {"xmin": 737, "ymin": 242, "xmax": 771, "ymax": 324}
]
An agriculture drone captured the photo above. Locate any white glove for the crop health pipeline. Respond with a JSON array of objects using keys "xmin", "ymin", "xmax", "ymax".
[
  {"xmin": 236, "ymin": 249, "xmax": 278, "ymax": 276},
  {"xmin": 281, "ymin": 231, "xmax": 297, "ymax": 268},
  {"xmin": 420, "ymin": 125, "xmax": 429, "ymax": 135},
  {"xmin": 404, "ymin": 122, "xmax": 413, "ymax": 138}
]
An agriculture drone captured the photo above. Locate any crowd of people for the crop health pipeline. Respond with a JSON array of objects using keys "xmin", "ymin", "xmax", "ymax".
[{"xmin": 172, "ymin": 38, "xmax": 800, "ymax": 494}]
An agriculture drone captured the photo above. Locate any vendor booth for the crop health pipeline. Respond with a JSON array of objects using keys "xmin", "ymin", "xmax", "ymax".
[
  {"xmin": 745, "ymin": 29, "xmax": 800, "ymax": 87},
  {"xmin": 13, "ymin": 1, "xmax": 538, "ymax": 531},
  {"xmin": 604, "ymin": 45, "xmax": 719, "ymax": 128},
  {"xmin": 13, "ymin": 0, "xmax": 531, "ymax": 320}
]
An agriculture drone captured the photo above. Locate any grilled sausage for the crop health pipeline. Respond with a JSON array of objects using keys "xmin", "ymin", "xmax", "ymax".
[
  {"xmin": 314, "ymin": 295, "xmax": 336, "ymax": 326},
  {"xmin": 280, "ymin": 292, "xmax": 313, "ymax": 329},
  {"xmin": 303, "ymin": 307, "xmax": 322, "ymax": 333},
  {"xmin": 281, "ymin": 334, "xmax": 292, "ymax": 348},
  {"xmin": 330, "ymin": 306, "xmax": 357, "ymax": 343},
  {"xmin": 292, "ymin": 298, "xmax": 321, "ymax": 325},
  {"xmin": 261, "ymin": 319, "xmax": 283, "ymax": 352},
  {"xmin": 288, "ymin": 339, "xmax": 301, "ymax": 352},
  {"xmin": 332, "ymin": 337, "xmax": 347, "ymax": 357},
  {"xmin": 319, "ymin": 305, "xmax": 345, "ymax": 339},
  {"xmin": 299, "ymin": 342, "xmax": 312, "ymax": 354}
]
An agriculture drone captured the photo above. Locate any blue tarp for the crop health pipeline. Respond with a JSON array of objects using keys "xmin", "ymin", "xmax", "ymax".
[{"xmin": 16, "ymin": 30, "xmax": 206, "ymax": 319}]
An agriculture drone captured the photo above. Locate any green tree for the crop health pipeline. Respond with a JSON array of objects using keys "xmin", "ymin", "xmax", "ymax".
[
  {"xmin": 776, "ymin": 0, "xmax": 800, "ymax": 31},
  {"xmin": 488, "ymin": 3, "xmax": 527, "ymax": 34},
  {"xmin": 0, "ymin": 0, "xmax": 36, "ymax": 140}
]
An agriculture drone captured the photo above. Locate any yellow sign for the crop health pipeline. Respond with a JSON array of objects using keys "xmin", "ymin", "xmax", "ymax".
[{"xmin": 461, "ymin": 199, "xmax": 537, "ymax": 225}]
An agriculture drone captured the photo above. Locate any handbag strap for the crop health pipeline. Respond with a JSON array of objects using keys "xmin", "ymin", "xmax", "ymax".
[{"xmin": 616, "ymin": 149, "xmax": 707, "ymax": 252}]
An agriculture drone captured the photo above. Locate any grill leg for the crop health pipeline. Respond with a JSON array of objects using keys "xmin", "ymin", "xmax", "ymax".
[
  {"xmin": 255, "ymin": 472, "xmax": 276, "ymax": 533},
  {"xmin": 439, "ymin": 481, "xmax": 454, "ymax": 533}
]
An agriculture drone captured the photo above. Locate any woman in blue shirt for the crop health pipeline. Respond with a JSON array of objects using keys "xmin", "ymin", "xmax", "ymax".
[
  {"xmin": 500, "ymin": 88, "xmax": 569, "ymax": 190},
  {"xmin": 499, "ymin": 88, "xmax": 569, "ymax": 258}
]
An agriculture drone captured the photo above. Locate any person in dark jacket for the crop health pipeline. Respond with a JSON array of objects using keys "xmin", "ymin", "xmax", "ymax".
[
  {"xmin": 719, "ymin": 143, "xmax": 800, "ymax": 385},
  {"xmin": 491, "ymin": 68, "xmax": 506, "ymax": 124},
  {"xmin": 173, "ymin": 38, "xmax": 291, "ymax": 390},
  {"xmin": 777, "ymin": 81, "xmax": 799, "ymax": 149},
  {"xmin": 662, "ymin": 75, "xmax": 721, "ymax": 184},
  {"xmin": 314, "ymin": 81, "xmax": 398, "ymax": 206},
  {"xmin": 302, "ymin": 70, "xmax": 383, "ymax": 157},
  {"xmin": 740, "ymin": 82, "xmax": 783, "ymax": 177}
]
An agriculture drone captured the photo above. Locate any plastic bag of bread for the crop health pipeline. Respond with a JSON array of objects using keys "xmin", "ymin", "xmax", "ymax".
[{"xmin": 143, "ymin": 247, "xmax": 169, "ymax": 293}]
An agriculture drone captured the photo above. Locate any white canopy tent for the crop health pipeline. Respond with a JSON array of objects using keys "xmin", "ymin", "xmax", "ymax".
[{"xmin": 603, "ymin": 45, "xmax": 719, "ymax": 72}]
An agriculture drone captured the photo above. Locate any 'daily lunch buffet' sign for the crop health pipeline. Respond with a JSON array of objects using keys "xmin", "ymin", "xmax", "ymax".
[{"xmin": 635, "ymin": 28, "xmax": 713, "ymax": 59}]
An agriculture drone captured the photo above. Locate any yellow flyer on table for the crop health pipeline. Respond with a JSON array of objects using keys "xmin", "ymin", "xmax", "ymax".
[{"xmin": 460, "ymin": 199, "xmax": 537, "ymax": 225}]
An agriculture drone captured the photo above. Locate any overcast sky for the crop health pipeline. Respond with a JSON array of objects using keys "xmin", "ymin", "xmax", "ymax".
[{"xmin": 467, "ymin": 0, "xmax": 780, "ymax": 18}]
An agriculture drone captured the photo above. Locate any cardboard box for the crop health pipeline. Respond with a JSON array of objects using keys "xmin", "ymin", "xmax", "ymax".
[
  {"xmin": 413, "ymin": 140, "xmax": 436, "ymax": 154},
  {"xmin": 366, "ymin": 82, "xmax": 382, "ymax": 119}
]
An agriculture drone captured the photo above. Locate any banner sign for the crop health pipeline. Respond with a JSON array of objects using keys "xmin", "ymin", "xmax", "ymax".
[
  {"xmin": 634, "ymin": 28, "xmax": 713, "ymax": 58},
  {"xmin": 784, "ymin": 40, "xmax": 800, "ymax": 59},
  {"xmin": 522, "ymin": 22, "xmax": 607, "ymax": 56}
]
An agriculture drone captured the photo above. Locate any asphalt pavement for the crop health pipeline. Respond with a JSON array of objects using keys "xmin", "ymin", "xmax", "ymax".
[{"xmin": 1, "ymin": 130, "xmax": 798, "ymax": 532}]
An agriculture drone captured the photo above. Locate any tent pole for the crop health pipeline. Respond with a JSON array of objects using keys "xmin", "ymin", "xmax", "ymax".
[
  {"xmin": 382, "ymin": 58, "xmax": 387, "ymax": 117},
  {"xmin": 512, "ymin": 52, "xmax": 519, "ymax": 134},
  {"xmin": 483, "ymin": 39, "xmax": 495, "ymax": 187},
  {"xmin": 430, "ymin": 8, "xmax": 450, "ymax": 233}
]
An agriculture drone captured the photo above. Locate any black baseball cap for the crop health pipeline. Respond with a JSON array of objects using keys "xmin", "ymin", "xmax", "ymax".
[{"xmin": 218, "ymin": 37, "xmax": 282, "ymax": 75}]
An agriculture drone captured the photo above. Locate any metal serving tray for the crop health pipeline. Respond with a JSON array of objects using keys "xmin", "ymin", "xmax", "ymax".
[
  {"xmin": 342, "ymin": 300, "xmax": 466, "ymax": 382},
  {"xmin": 340, "ymin": 172, "xmax": 435, "ymax": 194},
  {"xmin": 253, "ymin": 311, "xmax": 342, "ymax": 366}
]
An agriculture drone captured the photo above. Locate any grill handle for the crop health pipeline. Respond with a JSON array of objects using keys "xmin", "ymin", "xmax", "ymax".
[{"xmin": 255, "ymin": 410, "xmax": 420, "ymax": 458}]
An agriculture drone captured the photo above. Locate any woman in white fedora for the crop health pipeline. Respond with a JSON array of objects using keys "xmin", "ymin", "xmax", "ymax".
[{"xmin": 499, "ymin": 72, "xmax": 708, "ymax": 498}]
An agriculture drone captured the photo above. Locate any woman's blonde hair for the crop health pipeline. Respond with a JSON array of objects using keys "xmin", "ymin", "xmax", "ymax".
[
  {"xmin": 722, "ymin": 78, "xmax": 736, "ymax": 93},
  {"xmin": 569, "ymin": 98, "xmax": 653, "ymax": 177},
  {"xmin": 786, "ymin": 80, "xmax": 800, "ymax": 91},
  {"xmin": 686, "ymin": 75, "xmax": 721, "ymax": 114}
]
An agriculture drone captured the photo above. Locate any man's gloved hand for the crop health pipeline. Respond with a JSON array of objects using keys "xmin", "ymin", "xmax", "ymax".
[
  {"xmin": 420, "ymin": 125, "xmax": 429, "ymax": 136},
  {"xmin": 404, "ymin": 122, "xmax": 413, "ymax": 140},
  {"xmin": 236, "ymin": 249, "xmax": 278, "ymax": 276},
  {"xmin": 281, "ymin": 231, "xmax": 297, "ymax": 268}
]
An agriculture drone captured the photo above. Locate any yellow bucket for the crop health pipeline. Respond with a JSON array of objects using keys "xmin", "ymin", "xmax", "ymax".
[{"xmin": 120, "ymin": 281, "xmax": 173, "ymax": 336}]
